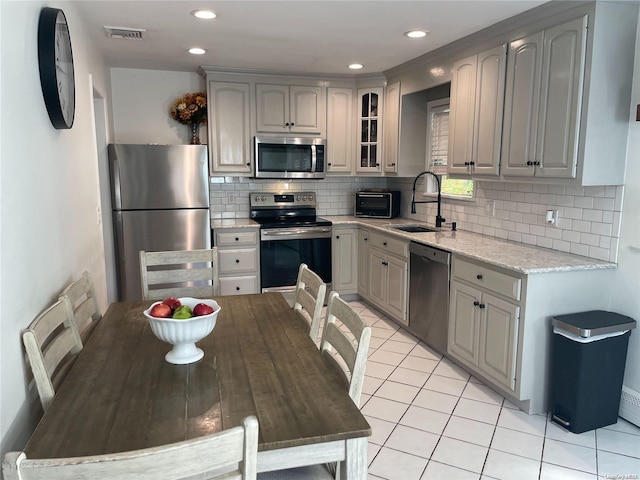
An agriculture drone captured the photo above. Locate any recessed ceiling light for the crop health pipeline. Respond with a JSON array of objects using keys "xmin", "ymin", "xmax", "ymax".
[
  {"xmin": 191, "ymin": 10, "xmax": 216, "ymax": 20},
  {"xmin": 404, "ymin": 30, "xmax": 429, "ymax": 38},
  {"xmin": 348, "ymin": 63, "xmax": 363, "ymax": 70},
  {"xmin": 189, "ymin": 47, "xmax": 206, "ymax": 55}
]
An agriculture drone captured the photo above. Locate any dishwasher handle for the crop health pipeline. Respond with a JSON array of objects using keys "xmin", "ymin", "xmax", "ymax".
[{"xmin": 410, "ymin": 242, "xmax": 450, "ymax": 265}]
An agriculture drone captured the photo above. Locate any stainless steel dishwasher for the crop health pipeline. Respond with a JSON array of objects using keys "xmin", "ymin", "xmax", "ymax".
[{"xmin": 409, "ymin": 242, "xmax": 451, "ymax": 355}]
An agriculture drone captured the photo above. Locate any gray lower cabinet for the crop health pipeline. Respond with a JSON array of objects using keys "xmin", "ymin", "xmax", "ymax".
[
  {"xmin": 448, "ymin": 254, "xmax": 616, "ymax": 414},
  {"xmin": 366, "ymin": 231, "xmax": 408, "ymax": 325},
  {"xmin": 214, "ymin": 228, "xmax": 260, "ymax": 295},
  {"xmin": 332, "ymin": 226, "xmax": 358, "ymax": 294}
]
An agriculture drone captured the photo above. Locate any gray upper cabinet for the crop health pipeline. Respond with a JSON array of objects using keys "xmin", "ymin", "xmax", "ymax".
[
  {"xmin": 448, "ymin": 44, "xmax": 506, "ymax": 177},
  {"xmin": 383, "ymin": 81, "xmax": 401, "ymax": 174},
  {"xmin": 207, "ymin": 81, "xmax": 252, "ymax": 175},
  {"xmin": 256, "ymin": 84, "xmax": 325, "ymax": 135},
  {"xmin": 501, "ymin": 16, "xmax": 587, "ymax": 179}
]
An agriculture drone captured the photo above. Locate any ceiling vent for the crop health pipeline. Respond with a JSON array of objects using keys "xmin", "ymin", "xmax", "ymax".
[{"xmin": 104, "ymin": 26, "xmax": 147, "ymax": 40}]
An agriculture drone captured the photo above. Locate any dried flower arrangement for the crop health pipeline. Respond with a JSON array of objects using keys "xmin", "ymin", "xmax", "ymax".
[{"xmin": 169, "ymin": 92, "xmax": 207, "ymax": 125}]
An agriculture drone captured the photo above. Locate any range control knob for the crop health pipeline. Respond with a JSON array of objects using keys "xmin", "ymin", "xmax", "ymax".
[
  {"xmin": 261, "ymin": 196, "xmax": 266, "ymax": 201},
  {"xmin": 254, "ymin": 196, "xmax": 260, "ymax": 202},
  {"xmin": 309, "ymin": 195, "xmax": 313, "ymax": 201},
  {"xmin": 302, "ymin": 195, "xmax": 307, "ymax": 201},
  {"xmin": 296, "ymin": 195, "xmax": 301, "ymax": 201}
]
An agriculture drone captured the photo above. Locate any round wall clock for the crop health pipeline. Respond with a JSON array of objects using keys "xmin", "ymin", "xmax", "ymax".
[{"xmin": 38, "ymin": 7, "xmax": 75, "ymax": 129}]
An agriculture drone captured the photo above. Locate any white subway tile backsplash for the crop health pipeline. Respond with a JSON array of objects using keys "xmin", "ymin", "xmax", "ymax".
[
  {"xmin": 591, "ymin": 222, "xmax": 612, "ymax": 236},
  {"xmin": 594, "ymin": 197, "xmax": 615, "ymax": 210},
  {"xmin": 210, "ymin": 175, "xmax": 622, "ymax": 264},
  {"xmin": 582, "ymin": 209, "xmax": 603, "ymax": 222}
]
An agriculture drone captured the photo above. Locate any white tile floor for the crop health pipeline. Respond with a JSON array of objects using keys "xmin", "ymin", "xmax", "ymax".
[{"xmin": 342, "ymin": 300, "xmax": 640, "ymax": 480}]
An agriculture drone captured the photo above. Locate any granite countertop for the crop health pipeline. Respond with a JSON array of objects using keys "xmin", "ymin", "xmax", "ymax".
[
  {"xmin": 211, "ymin": 219, "xmax": 260, "ymax": 229},
  {"xmin": 325, "ymin": 216, "xmax": 616, "ymax": 274},
  {"xmin": 212, "ymin": 215, "xmax": 616, "ymax": 274}
]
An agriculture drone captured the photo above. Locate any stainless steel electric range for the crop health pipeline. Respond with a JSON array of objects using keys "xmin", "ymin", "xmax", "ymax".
[{"xmin": 250, "ymin": 192, "xmax": 332, "ymax": 299}]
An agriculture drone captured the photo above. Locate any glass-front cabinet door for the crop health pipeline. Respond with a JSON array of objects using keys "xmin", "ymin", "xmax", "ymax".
[{"xmin": 356, "ymin": 88, "xmax": 383, "ymax": 173}]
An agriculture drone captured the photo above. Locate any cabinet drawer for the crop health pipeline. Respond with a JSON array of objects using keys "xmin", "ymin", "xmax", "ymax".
[
  {"xmin": 216, "ymin": 230, "xmax": 258, "ymax": 247},
  {"xmin": 369, "ymin": 232, "xmax": 408, "ymax": 258},
  {"xmin": 218, "ymin": 249, "xmax": 257, "ymax": 274},
  {"xmin": 219, "ymin": 276, "xmax": 258, "ymax": 296},
  {"xmin": 454, "ymin": 258, "xmax": 522, "ymax": 301}
]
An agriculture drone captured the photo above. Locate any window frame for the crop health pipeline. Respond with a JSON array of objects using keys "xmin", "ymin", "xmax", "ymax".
[{"xmin": 420, "ymin": 97, "xmax": 476, "ymax": 202}]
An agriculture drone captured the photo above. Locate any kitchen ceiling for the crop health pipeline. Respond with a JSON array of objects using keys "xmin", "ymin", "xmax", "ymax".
[{"xmin": 73, "ymin": 0, "xmax": 548, "ymax": 75}]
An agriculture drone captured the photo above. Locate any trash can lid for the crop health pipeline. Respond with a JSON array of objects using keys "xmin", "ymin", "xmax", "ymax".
[{"xmin": 552, "ymin": 310, "xmax": 637, "ymax": 338}]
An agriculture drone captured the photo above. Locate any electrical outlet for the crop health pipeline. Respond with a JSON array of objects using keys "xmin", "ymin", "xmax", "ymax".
[
  {"xmin": 227, "ymin": 192, "xmax": 235, "ymax": 204},
  {"xmin": 486, "ymin": 200, "xmax": 496, "ymax": 217},
  {"xmin": 96, "ymin": 205, "xmax": 102, "ymax": 226}
]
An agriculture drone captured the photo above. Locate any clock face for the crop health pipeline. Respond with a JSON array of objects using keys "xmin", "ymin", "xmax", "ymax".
[
  {"xmin": 38, "ymin": 7, "xmax": 75, "ymax": 129},
  {"xmin": 54, "ymin": 15, "xmax": 75, "ymax": 126}
]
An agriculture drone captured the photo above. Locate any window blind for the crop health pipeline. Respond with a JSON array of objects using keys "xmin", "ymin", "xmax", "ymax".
[{"xmin": 429, "ymin": 105, "xmax": 449, "ymax": 171}]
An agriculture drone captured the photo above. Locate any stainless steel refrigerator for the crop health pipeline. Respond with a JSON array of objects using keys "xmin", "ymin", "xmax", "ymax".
[{"xmin": 109, "ymin": 144, "xmax": 211, "ymax": 301}]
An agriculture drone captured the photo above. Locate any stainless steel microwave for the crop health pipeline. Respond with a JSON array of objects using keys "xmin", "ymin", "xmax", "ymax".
[
  {"xmin": 355, "ymin": 190, "xmax": 401, "ymax": 218},
  {"xmin": 254, "ymin": 136, "xmax": 325, "ymax": 179}
]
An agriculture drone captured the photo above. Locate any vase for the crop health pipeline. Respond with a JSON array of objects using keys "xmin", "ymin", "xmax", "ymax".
[{"xmin": 189, "ymin": 123, "xmax": 201, "ymax": 145}]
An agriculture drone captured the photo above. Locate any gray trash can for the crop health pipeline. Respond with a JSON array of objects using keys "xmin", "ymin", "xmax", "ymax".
[{"xmin": 550, "ymin": 310, "xmax": 636, "ymax": 434}]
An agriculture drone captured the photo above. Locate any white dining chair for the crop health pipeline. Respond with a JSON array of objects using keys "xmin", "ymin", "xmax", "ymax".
[
  {"xmin": 140, "ymin": 248, "xmax": 219, "ymax": 300},
  {"xmin": 60, "ymin": 271, "xmax": 101, "ymax": 341},
  {"xmin": 22, "ymin": 297, "xmax": 83, "ymax": 411},
  {"xmin": 259, "ymin": 292, "xmax": 371, "ymax": 480},
  {"xmin": 2, "ymin": 415, "xmax": 259, "ymax": 480},
  {"xmin": 293, "ymin": 263, "xmax": 327, "ymax": 344}
]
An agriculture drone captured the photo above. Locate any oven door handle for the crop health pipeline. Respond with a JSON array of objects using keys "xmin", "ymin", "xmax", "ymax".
[{"xmin": 261, "ymin": 227, "xmax": 332, "ymax": 239}]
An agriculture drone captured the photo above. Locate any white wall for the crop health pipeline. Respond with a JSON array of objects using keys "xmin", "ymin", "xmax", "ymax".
[
  {"xmin": 0, "ymin": 0, "xmax": 111, "ymax": 456},
  {"xmin": 111, "ymin": 68, "xmax": 206, "ymax": 145},
  {"xmin": 612, "ymin": 18, "xmax": 640, "ymax": 395}
]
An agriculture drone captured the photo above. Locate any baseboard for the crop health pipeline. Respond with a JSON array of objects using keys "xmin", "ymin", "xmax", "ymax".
[{"xmin": 619, "ymin": 385, "xmax": 640, "ymax": 427}]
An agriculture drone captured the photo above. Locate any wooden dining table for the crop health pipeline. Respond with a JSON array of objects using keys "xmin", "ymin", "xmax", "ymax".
[{"xmin": 24, "ymin": 292, "xmax": 371, "ymax": 478}]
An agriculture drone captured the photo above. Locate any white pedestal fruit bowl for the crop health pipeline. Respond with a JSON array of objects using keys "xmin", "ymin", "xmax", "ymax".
[{"xmin": 143, "ymin": 297, "xmax": 220, "ymax": 364}]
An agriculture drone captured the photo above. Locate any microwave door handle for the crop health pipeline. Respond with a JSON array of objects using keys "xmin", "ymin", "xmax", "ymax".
[
  {"xmin": 361, "ymin": 193, "xmax": 385, "ymax": 197},
  {"xmin": 311, "ymin": 145, "xmax": 317, "ymax": 173}
]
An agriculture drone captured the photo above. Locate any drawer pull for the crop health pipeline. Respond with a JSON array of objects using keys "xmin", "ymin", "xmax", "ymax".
[
  {"xmin": 235, "ymin": 237, "xmax": 239, "ymax": 241},
  {"xmin": 235, "ymin": 259, "xmax": 240, "ymax": 263},
  {"xmin": 236, "ymin": 286, "xmax": 240, "ymax": 291},
  {"xmin": 383, "ymin": 242, "xmax": 387, "ymax": 246},
  {"xmin": 476, "ymin": 274, "xmax": 483, "ymax": 280},
  {"xmin": 382, "ymin": 261, "xmax": 388, "ymax": 266}
]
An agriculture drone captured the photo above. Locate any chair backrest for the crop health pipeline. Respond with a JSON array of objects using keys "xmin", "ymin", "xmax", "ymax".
[
  {"xmin": 60, "ymin": 271, "xmax": 101, "ymax": 340},
  {"xmin": 293, "ymin": 263, "xmax": 327, "ymax": 344},
  {"xmin": 2, "ymin": 415, "xmax": 259, "ymax": 480},
  {"xmin": 22, "ymin": 298, "xmax": 83, "ymax": 411},
  {"xmin": 140, "ymin": 248, "xmax": 219, "ymax": 301},
  {"xmin": 320, "ymin": 292, "xmax": 371, "ymax": 407}
]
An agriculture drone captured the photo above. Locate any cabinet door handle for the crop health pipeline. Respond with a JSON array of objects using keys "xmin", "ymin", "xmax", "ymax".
[
  {"xmin": 479, "ymin": 303, "xmax": 486, "ymax": 309},
  {"xmin": 285, "ymin": 122, "xmax": 290, "ymax": 127},
  {"xmin": 336, "ymin": 235, "xmax": 340, "ymax": 239},
  {"xmin": 476, "ymin": 274, "xmax": 483, "ymax": 280},
  {"xmin": 473, "ymin": 301, "xmax": 480, "ymax": 306},
  {"xmin": 328, "ymin": 163, "xmax": 332, "ymax": 166},
  {"xmin": 364, "ymin": 238, "xmax": 368, "ymax": 241},
  {"xmin": 235, "ymin": 237, "xmax": 239, "ymax": 241},
  {"xmin": 290, "ymin": 122, "xmax": 295, "ymax": 126},
  {"xmin": 235, "ymin": 259, "xmax": 240, "ymax": 263},
  {"xmin": 383, "ymin": 242, "xmax": 387, "ymax": 246},
  {"xmin": 469, "ymin": 161, "xmax": 475, "ymax": 166},
  {"xmin": 382, "ymin": 261, "xmax": 388, "ymax": 266},
  {"xmin": 534, "ymin": 161, "xmax": 541, "ymax": 166},
  {"xmin": 391, "ymin": 163, "xmax": 396, "ymax": 167},
  {"xmin": 246, "ymin": 162, "xmax": 251, "ymax": 166},
  {"xmin": 526, "ymin": 160, "xmax": 533, "ymax": 166},
  {"xmin": 464, "ymin": 162, "xmax": 470, "ymax": 166}
]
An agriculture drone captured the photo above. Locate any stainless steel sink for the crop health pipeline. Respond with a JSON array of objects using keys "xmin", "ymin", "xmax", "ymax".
[{"xmin": 390, "ymin": 225, "xmax": 437, "ymax": 233}]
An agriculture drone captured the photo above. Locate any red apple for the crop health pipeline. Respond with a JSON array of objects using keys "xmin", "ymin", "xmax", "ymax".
[
  {"xmin": 193, "ymin": 303, "xmax": 214, "ymax": 316},
  {"xmin": 149, "ymin": 303, "xmax": 172, "ymax": 318},
  {"xmin": 162, "ymin": 297, "xmax": 181, "ymax": 312}
]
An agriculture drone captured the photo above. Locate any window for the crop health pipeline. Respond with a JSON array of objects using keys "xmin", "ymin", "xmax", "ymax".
[{"xmin": 424, "ymin": 98, "xmax": 474, "ymax": 199}]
